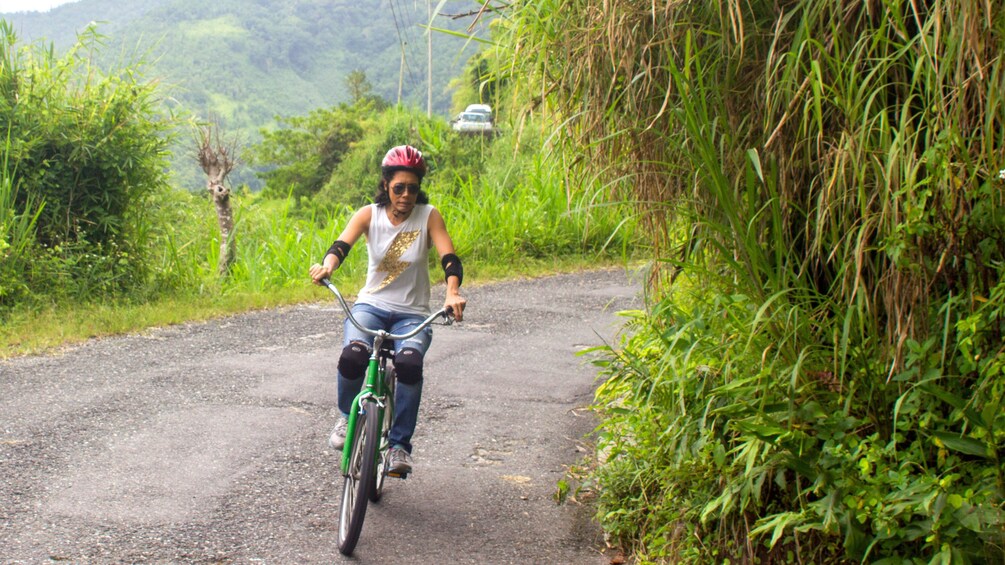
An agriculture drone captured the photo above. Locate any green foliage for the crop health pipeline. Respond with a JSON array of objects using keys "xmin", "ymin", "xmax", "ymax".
[
  {"xmin": 0, "ymin": 21, "xmax": 173, "ymax": 308},
  {"xmin": 3, "ymin": 24, "xmax": 171, "ymax": 245},
  {"xmin": 593, "ymin": 280, "xmax": 1005, "ymax": 563},
  {"xmin": 246, "ymin": 105, "xmax": 365, "ymax": 200},
  {"xmin": 502, "ymin": 0, "xmax": 1005, "ymax": 562},
  {"xmin": 344, "ymin": 69, "xmax": 389, "ymax": 111},
  {"xmin": 0, "ymin": 133, "xmax": 44, "ymax": 306},
  {"xmin": 415, "ymin": 114, "xmax": 494, "ymax": 187},
  {"xmin": 449, "ymin": 48, "xmax": 506, "ymax": 117}
]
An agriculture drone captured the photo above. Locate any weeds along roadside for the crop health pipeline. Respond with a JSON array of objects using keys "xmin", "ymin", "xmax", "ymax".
[
  {"xmin": 0, "ymin": 152, "xmax": 639, "ymax": 358},
  {"xmin": 497, "ymin": 0, "xmax": 1005, "ymax": 562}
]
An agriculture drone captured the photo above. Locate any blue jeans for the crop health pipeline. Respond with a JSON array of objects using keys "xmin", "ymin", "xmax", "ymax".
[{"xmin": 337, "ymin": 303, "xmax": 432, "ymax": 454}]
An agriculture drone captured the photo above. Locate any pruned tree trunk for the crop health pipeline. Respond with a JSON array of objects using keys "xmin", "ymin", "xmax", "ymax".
[
  {"xmin": 196, "ymin": 123, "xmax": 238, "ymax": 276},
  {"xmin": 208, "ymin": 178, "xmax": 234, "ymax": 276}
]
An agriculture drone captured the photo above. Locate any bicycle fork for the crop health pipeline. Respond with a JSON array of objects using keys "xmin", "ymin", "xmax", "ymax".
[{"xmin": 340, "ymin": 340, "xmax": 389, "ymax": 476}]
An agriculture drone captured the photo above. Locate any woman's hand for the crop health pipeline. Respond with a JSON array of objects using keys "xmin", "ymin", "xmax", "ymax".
[
  {"xmin": 444, "ymin": 292, "xmax": 467, "ymax": 322},
  {"xmin": 309, "ymin": 263, "xmax": 333, "ymax": 285}
]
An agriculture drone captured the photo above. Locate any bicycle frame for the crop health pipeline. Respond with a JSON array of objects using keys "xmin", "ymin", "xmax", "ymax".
[
  {"xmin": 320, "ymin": 278, "xmax": 451, "ymax": 475},
  {"xmin": 340, "ymin": 334, "xmax": 390, "ymax": 475}
]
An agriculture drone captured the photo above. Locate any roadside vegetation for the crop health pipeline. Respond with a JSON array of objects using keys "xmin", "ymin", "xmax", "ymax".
[
  {"xmin": 8, "ymin": 1, "xmax": 1003, "ymax": 562},
  {"xmin": 500, "ymin": 0, "xmax": 1005, "ymax": 562},
  {"xmin": 0, "ymin": 22, "xmax": 637, "ymax": 357}
]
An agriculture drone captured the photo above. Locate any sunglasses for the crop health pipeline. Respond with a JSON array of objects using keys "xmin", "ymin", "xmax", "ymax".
[{"xmin": 390, "ymin": 183, "xmax": 420, "ymax": 196}]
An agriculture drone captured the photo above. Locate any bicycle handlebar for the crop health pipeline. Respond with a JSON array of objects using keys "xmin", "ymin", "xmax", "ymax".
[{"xmin": 319, "ymin": 278, "xmax": 453, "ymax": 340}]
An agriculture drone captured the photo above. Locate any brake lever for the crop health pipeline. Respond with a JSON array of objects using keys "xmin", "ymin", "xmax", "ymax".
[{"xmin": 441, "ymin": 307, "xmax": 456, "ymax": 325}]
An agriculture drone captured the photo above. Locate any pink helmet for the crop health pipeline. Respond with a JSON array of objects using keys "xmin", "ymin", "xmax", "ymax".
[{"xmin": 381, "ymin": 145, "xmax": 427, "ymax": 179}]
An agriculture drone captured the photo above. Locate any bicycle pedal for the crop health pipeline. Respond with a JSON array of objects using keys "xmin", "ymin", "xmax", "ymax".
[{"xmin": 386, "ymin": 471, "xmax": 409, "ymax": 479}]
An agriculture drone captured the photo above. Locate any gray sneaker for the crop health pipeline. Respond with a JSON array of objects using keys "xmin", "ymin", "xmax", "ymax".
[
  {"xmin": 328, "ymin": 416, "xmax": 348, "ymax": 450},
  {"xmin": 388, "ymin": 447, "xmax": 413, "ymax": 475}
]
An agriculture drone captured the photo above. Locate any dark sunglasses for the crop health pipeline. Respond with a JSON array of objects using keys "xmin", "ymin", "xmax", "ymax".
[{"xmin": 390, "ymin": 183, "xmax": 420, "ymax": 196}]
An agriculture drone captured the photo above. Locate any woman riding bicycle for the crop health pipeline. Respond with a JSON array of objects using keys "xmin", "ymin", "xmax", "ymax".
[{"xmin": 309, "ymin": 145, "xmax": 466, "ymax": 475}]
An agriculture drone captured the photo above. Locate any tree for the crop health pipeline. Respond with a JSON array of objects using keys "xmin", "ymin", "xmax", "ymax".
[
  {"xmin": 345, "ymin": 69, "xmax": 372, "ymax": 105},
  {"xmin": 196, "ymin": 122, "xmax": 239, "ymax": 276},
  {"xmin": 345, "ymin": 69, "xmax": 389, "ymax": 110},
  {"xmin": 247, "ymin": 106, "xmax": 364, "ymax": 200}
]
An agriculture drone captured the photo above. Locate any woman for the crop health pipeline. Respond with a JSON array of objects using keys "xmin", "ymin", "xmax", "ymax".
[{"xmin": 309, "ymin": 145, "xmax": 466, "ymax": 475}]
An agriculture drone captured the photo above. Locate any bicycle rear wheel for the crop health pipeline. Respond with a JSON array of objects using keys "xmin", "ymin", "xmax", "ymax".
[{"xmin": 337, "ymin": 399, "xmax": 380, "ymax": 555}]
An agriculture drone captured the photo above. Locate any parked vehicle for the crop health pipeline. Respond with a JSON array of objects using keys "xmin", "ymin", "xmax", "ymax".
[
  {"xmin": 463, "ymin": 103, "xmax": 492, "ymax": 118},
  {"xmin": 451, "ymin": 111, "xmax": 493, "ymax": 134}
]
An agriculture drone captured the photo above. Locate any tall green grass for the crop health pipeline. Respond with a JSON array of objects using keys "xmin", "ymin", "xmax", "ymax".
[
  {"xmin": 0, "ymin": 134, "xmax": 44, "ymax": 307},
  {"xmin": 501, "ymin": 0, "xmax": 1005, "ymax": 562},
  {"xmin": 436, "ymin": 152, "xmax": 633, "ymax": 263},
  {"xmin": 0, "ymin": 125, "xmax": 638, "ymax": 356}
]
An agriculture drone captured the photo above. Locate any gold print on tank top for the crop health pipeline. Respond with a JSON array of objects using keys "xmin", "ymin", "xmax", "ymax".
[{"xmin": 374, "ymin": 230, "xmax": 421, "ymax": 291}]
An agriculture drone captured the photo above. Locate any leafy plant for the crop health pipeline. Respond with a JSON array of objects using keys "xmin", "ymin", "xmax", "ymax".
[
  {"xmin": 1, "ymin": 21, "xmax": 174, "ymax": 307},
  {"xmin": 0, "ymin": 130, "xmax": 44, "ymax": 308},
  {"xmin": 500, "ymin": 0, "xmax": 1005, "ymax": 561},
  {"xmin": 247, "ymin": 105, "xmax": 365, "ymax": 201}
]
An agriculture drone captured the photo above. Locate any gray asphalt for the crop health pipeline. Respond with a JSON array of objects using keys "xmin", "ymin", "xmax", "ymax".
[{"xmin": 0, "ymin": 269, "xmax": 641, "ymax": 563}]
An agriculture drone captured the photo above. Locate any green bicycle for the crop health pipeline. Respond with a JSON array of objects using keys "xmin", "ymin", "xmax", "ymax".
[{"xmin": 320, "ymin": 278, "xmax": 453, "ymax": 556}]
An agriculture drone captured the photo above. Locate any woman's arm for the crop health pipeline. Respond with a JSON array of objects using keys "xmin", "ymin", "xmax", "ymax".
[
  {"xmin": 428, "ymin": 208, "xmax": 467, "ymax": 321},
  {"xmin": 309, "ymin": 206, "xmax": 372, "ymax": 284}
]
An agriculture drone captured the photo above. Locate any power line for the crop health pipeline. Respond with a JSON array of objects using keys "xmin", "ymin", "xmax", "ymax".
[{"xmin": 389, "ymin": 0, "xmax": 420, "ymax": 92}]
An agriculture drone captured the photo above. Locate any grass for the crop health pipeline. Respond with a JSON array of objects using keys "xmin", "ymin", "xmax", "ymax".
[
  {"xmin": 500, "ymin": 0, "xmax": 1005, "ymax": 561},
  {"xmin": 0, "ymin": 256, "xmax": 630, "ymax": 359},
  {"xmin": 1, "ymin": 132, "xmax": 639, "ymax": 358}
]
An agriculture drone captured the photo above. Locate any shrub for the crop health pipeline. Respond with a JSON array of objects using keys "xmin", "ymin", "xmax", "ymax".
[{"xmin": 1, "ymin": 22, "xmax": 173, "ymax": 304}]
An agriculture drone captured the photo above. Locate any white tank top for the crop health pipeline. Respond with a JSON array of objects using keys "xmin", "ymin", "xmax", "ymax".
[{"xmin": 356, "ymin": 203, "xmax": 433, "ymax": 315}]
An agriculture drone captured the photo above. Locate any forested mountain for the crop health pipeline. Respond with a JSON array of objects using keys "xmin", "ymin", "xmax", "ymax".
[{"xmin": 3, "ymin": 0, "xmax": 487, "ymax": 130}]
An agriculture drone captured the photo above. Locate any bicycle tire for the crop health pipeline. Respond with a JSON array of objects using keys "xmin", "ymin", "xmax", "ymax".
[
  {"xmin": 337, "ymin": 400, "xmax": 380, "ymax": 555},
  {"xmin": 371, "ymin": 372, "xmax": 395, "ymax": 502}
]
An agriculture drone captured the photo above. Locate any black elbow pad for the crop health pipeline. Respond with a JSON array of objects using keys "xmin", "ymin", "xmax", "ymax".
[
  {"xmin": 326, "ymin": 240, "xmax": 352, "ymax": 263},
  {"xmin": 441, "ymin": 253, "xmax": 463, "ymax": 286}
]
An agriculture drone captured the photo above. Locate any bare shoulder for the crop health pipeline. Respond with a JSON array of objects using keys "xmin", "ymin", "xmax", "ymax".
[
  {"xmin": 352, "ymin": 205, "xmax": 374, "ymax": 227},
  {"xmin": 427, "ymin": 206, "xmax": 446, "ymax": 226},
  {"xmin": 337, "ymin": 204, "xmax": 374, "ymax": 244}
]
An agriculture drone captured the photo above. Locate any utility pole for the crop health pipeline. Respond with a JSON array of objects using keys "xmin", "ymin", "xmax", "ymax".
[
  {"xmin": 426, "ymin": 0, "xmax": 432, "ymax": 117},
  {"xmin": 398, "ymin": 41, "xmax": 406, "ymax": 106}
]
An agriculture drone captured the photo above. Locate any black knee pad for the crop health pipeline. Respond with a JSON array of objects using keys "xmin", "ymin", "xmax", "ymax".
[
  {"xmin": 337, "ymin": 341, "xmax": 369, "ymax": 380},
  {"xmin": 393, "ymin": 347, "xmax": 424, "ymax": 385}
]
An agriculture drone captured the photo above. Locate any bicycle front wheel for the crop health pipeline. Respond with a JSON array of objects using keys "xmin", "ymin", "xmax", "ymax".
[
  {"xmin": 371, "ymin": 374, "xmax": 395, "ymax": 502},
  {"xmin": 337, "ymin": 399, "xmax": 380, "ymax": 555}
]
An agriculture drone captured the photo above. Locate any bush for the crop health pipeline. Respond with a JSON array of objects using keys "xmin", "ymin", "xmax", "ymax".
[
  {"xmin": 1, "ymin": 22, "xmax": 173, "ymax": 306},
  {"xmin": 247, "ymin": 105, "xmax": 364, "ymax": 201},
  {"xmin": 502, "ymin": 0, "xmax": 1005, "ymax": 561},
  {"xmin": 593, "ymin": 279, "xmax": 1005, "ymax": 563}
]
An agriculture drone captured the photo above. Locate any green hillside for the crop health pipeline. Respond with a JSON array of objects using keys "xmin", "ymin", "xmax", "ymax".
[{"xmin": 3, "ymin": 0, "xmax": 486, "ymax": 133}]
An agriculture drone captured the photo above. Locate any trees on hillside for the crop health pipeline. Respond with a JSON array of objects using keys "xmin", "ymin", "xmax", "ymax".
[{"xmin": 246, "ymin": 106, "xmax": 365, "ymax": 201}]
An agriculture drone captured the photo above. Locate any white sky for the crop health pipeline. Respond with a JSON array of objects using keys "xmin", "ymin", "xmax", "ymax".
[{"xmin": 2, "ymin": 0, "xmax": 79, "ymax": 12}]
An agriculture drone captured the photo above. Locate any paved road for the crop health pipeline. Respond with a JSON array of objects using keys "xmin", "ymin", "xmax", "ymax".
[{"xmin": 0, "ymin": 269, "xmax": 640, "ymax": 563}]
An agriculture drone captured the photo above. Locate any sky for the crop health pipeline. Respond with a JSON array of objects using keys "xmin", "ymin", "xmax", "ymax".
[{"xmin": 2, "ymin": 0, "xmax": 79, "ymax": 12}]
